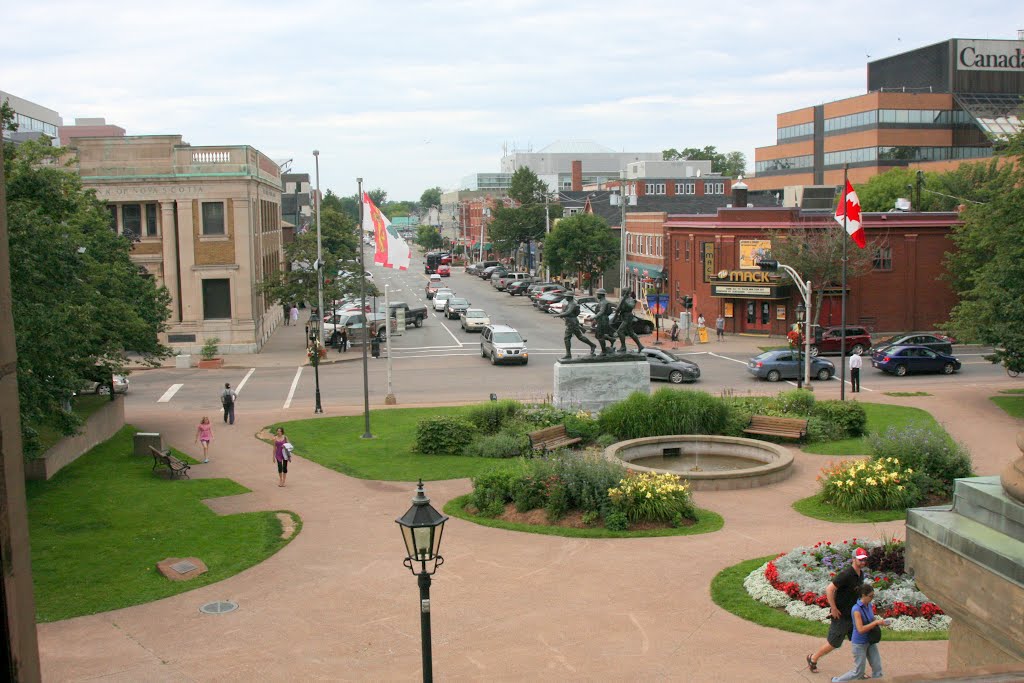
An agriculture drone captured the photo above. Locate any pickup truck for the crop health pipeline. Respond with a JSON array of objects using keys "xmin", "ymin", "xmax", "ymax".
[
  {"xmin": 324, "ymin": 312, "xmax": 395, "ymax": 344},
  {"xmin": 379, "ymin": 302, "xmax": 427, "ymax": 328}
]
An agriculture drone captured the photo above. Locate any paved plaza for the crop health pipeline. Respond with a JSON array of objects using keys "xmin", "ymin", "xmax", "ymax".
[{"xmin": 37, "ymin": 324, "xmax": 1023, "ymax": 681}]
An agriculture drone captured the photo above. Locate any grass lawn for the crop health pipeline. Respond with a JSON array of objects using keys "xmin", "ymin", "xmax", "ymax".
[
  {"xmin": 999, "ymin": 388, "xmax": 1024, "ymax": 395},
  {"xmin": 27, "ymin": 426, "xmax": 296, "ymax": 622},
  {"xmin": 445, "ymin": 494, "xmax": 724, "ymax": 539},
  {"xmin": 990, "ymin": 394, "xmax": 1024, "ymax": 419},
  {"xmin": 710, "ymin": 556, "xmax": 948, "ymax": 641},
  {"xmin": 33, "ymin": 394, "xmax": 112, "ymax": 454},
  {"xmin": 883, "ymin": 391, "xmax": 931, "ymax": 397},
  {"xmin": 791, "ymin": 493, "xmax": 906, "ymax": 523},
  {"xmin": 802, "ymin": 403, "xmax": 943, "ymax": 456},
  {"xmin": 270, "ymin": 408, "xmax": 505, "ymax": 481}
]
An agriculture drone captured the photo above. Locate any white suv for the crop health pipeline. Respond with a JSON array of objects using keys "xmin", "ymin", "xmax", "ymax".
[{"xmin": 480, "ymin": 325, "xmax": 528, "ymax": 365}]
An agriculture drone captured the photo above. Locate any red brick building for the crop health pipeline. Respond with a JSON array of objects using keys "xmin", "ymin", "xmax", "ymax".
[{"xmin": 662, "ymin": 207, "xmax": 962, "ymax": 335}]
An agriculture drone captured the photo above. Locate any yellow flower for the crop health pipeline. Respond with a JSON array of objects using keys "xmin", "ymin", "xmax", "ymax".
[
  {"xmin": 847, "ymin": 479, "xmax": 855, "ymax": 486},
  {"xmin": 898, "ymin": 485, "xmax": 905, "ymax": 491}
]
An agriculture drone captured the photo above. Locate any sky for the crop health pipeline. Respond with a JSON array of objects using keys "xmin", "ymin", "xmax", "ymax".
[{"xmin": 1, "ymin": 1, "xmax": 1014, "ymax": 201}]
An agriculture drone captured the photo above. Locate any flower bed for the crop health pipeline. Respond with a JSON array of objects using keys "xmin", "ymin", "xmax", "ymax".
[{"xmin": 742, "ymin": 538, "xmax": 950, "ymax": 633}]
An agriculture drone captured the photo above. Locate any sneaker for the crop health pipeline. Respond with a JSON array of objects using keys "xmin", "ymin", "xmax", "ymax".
[{"xmin": 203, "ymin": 459, "xmax": 209, "ymax": 463}]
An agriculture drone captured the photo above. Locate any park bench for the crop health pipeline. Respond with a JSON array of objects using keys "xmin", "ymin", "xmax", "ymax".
[
  {"xmin": 743, "ymin": 415, "xmax": 808, "ymax": 440},
  {"xmin": 150, "ymin": 445, "xmax": 191, "ymax": 479},
  {"xmin": 528, "ymin": 424, "xmax": 582, "ymax": 453}
]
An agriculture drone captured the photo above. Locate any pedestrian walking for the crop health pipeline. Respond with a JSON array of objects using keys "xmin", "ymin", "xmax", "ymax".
[
  {"xmin": 221, "ymin": 382, "xmax": 237, "ymax": 425},
  {"xmin": 340, "ymin": 327, "xmax": 348, "ymax": 353},
  {"xmin": 194, "ymin": 416, "xmax": 213, "ymax": 463},
  {"xmin": 282, "ymin": 302, "xmax": 290, "ymax": 325},
  {"xmin": 371, "ymin": 335, "xmax": 381, "ymax": 358},
  {"xmin": 849, "ymin": 351, "xmax": 862, "ymax": 392},
  {"xmin": 670, "ymin": 320, "xmax": 680, "ymax": 342},
  {"xmin": 716, "ymin": 314, "xmax": 725, "ymax": 341},
  {"xmin": 830, "ymin": 584, "xmax": 887, "ymax": 681},
  {"xmin": 289, "ymin": 304, "xmax": 299, "ymax": 326},
  {"xmin": 273, "ymin": 427, "xmax": 292, "ymax": 487},
  {"xmin": 807, "ymin": 547, "xmax": 870, "ymax": 673}
]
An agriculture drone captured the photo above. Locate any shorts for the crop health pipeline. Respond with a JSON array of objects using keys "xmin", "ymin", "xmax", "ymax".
[
  {"xmin": 277, "ymin": 459, "xmax": 289, "ymax": 474},
  {"xmin": 827, "ymin": 615, "xmax": 854, "ymax": 648}
]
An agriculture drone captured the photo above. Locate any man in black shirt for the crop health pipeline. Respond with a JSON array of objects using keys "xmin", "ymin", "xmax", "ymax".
[{"xmin": 807, "ymin": 547, "xmax": 869, "ymax": 673}]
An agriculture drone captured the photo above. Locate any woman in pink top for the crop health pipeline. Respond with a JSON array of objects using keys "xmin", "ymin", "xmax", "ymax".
[
  {"xmin": 273, "ymin": 427, "xmax": 290, "ymax": 487},
  {"xmin": 195, "ymin": 416, "xmax": 213, "ymax": 463}
]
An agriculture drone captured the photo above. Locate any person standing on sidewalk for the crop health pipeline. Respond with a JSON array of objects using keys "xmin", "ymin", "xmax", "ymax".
[
  {"xmin": 290, "ymin": 304, "xmax": 299, "ymax": 326},
  {"xmin": 716, "ymin": 314, "xmax": 725, "ymax": 341},
  {"xmin": 194, "ymin": 416, "xmax": 213, "ymax": 463},
  {"xmin": 221, "ymin": 383, "xmax": 237, "ymax": 425},
  {"xmin": 807, "ymin": 547, "xmax": 869, "ymax": 673},
  {"xmin": 849, "ymin": 351, "xmax": 862, "ymax": 393}
]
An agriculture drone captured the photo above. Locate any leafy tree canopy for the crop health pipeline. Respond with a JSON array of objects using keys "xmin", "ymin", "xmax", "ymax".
[
  {"xmin": 416, "ymin": 225, "xmax": 444, "ymax": 250},
  {"xmin": 662, "ymin": 146, "xmax": 747, "ymax": 177},
  {"xmin": 508, "ymin": 167, "xmax": 549, "ymax": 205},
  {"xmin": 420, "ymin": 186, "xmax": 442, "ymax": 208},
  {"xmin": 544, "ymin": 213, "xmax": 617, "ymax": 293}
]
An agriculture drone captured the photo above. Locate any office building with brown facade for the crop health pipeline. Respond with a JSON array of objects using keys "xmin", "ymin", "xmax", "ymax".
[{"xmin": 69, "ymin": 135, "xmax": 285, "ymax": 353}]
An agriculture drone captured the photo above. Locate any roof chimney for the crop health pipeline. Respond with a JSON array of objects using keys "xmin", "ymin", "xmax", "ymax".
[
  {"xmin": 731, "ymin": 177, "xmax": 748, "ymax": 208},
  {"xmin": 571, "ymin": 160, "xmax": 582, "ymax": 191}
]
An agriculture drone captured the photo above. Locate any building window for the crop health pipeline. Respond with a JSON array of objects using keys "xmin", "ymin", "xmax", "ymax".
[
  {"xmin": 685, "ymin": 240, "xmax": 690, "ymax": 262},
  {"xmin": 674, "ymin": 182, "xmax": 697, "ymax": 194},
  {"xmin": 145, "ymin": 203, "xmax": 158, "ymax": 237},
  {"xmin": 566, "ymin": 207, "xmax": 582, "ymax": 215},
  {"xmin": 674, "ymin": 239, "xmax": 680, "ymax": 260},
  {"xmin": 202, "ymin": 278, "xmax": 232, "ymax": 319},
  {"xmin": 644, "ymin": 183, "xmax": 666, "ymax": 195},
  {"xmin": 202, "ymin": 201, "xmax": 225, "ymax": 235},
  {"xmin": 646, "ymin": 235, "xmax": 653, "ymax": 254},
  {"xmin": 705, "ymin": 182, "xmax": 725, "ymax": 195},
  {"xmin": 873, "ymin": 247, "xmax": 892, "ymax": 271},
  {"xmin": 121, "ymin": 204, "xmax": 142, "ymax": 237}
]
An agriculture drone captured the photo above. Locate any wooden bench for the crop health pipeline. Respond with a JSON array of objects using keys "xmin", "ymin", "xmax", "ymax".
[
  {"xmin": 743, "ymin": 415, "xmax": 808, "ymax": 440},
  {"xmin": 150, "ymin": 445, "xmax": 191, "ymax": 479},
  {"xmin": 528, "ymin": 424, "xmax": 582, "ymax": 452}
]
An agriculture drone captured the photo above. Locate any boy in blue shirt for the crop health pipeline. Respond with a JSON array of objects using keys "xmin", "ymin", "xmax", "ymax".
[{"xmin": 832, "ymin": 583, "xmax": 887, "ymax": 681}]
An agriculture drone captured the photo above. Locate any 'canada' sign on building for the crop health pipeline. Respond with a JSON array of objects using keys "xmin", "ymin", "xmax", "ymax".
[{"xmin": 956, "ymin": 40, "xmax": 1024, "ymax": 71}]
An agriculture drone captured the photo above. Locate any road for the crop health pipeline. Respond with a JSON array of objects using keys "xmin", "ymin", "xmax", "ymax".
[{"xmin": 125, "ymin": 253, "xmax": 1015, "ymax": 416}]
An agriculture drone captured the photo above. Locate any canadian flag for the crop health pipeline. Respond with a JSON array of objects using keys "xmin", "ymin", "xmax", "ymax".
[{"xmin": 834, "ymin": 179, "xmax": 865, "ymax": 248}]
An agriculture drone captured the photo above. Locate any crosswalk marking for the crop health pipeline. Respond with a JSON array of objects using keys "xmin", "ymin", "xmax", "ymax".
[
  {"xmin": 157, "ymin": 384, "xmax": 183, "ymax": 403},
  {"xmin": 283, "ymin": 366, "xmax": 303, "ymax": 409}
]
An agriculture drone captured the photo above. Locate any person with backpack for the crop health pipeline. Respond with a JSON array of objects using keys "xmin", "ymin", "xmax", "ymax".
[
  {"xmin": 830, "ymin": 584, "xmax": 887, "ymax": 681},
  {"xmin": 221, "ymin": 382, "xmax": 237, "ymax": 425}
]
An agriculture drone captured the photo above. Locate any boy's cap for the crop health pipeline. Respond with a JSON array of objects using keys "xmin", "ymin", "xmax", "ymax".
[{"xmin": 853, "ymin": 548, "xmax": 869, "ymax": 560}]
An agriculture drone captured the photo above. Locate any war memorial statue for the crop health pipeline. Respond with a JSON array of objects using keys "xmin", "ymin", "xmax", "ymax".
[
  {"xmin": 557, "ymin": 292, "xmax": 597, "ymax": 360},
  {"xmin": 592, "ymin": 289, "xmax": 618, "ymax": 355},
  {"xmin": 612, "ymin": 288, "xmax": 645, "ymax": 353}
]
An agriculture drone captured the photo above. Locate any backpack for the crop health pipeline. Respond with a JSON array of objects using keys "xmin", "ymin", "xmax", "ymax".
[{"xmin": 222, "ymin": 390, "xmax": 234, "ymax": 406}]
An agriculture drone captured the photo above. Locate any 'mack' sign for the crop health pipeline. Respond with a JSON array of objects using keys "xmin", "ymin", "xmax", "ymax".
[{"xmin": 957, "ymin": 40, "xmax": 1024, "ymax": 71}]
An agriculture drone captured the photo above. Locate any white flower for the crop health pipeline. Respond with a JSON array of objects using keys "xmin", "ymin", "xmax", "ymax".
[{"xmin": 784, "ymin": 601, "xmax": 830, "ymax": 622}]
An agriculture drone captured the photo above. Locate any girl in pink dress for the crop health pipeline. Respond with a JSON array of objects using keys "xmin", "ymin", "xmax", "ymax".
[{"xmin": 195, "ymin": 417, "xmax": 213, "ymax": 463}]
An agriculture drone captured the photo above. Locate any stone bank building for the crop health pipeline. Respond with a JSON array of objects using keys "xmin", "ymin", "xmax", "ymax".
[{"xmin": 70, "ymin": 135, "xmax": 285, "ymax": 353}]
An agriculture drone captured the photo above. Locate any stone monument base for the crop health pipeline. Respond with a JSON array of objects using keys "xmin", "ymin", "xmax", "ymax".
[{"xmin": 553, "ymin": 355, "xmax": 649, "ymax": 412}]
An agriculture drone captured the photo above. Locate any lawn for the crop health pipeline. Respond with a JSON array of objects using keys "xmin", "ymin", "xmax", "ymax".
[
  {"xmin": 990, "ymin": 392, "xmax": 1024, "ymax": 419},
  {"xmin": 710, "ymin": 556, "xmax": 947, "ymax": 641},
  {"xmin": 791, "ymin": 493, "xmax": 906, "ymax": 523},
  {"xmin": 33, "ymin": 394, "xmax": 112, "ymax": 454},
  {"xmin": 27, "ymin": 426, "xmax": 296, "ymax": 622},
  {"xmin": 271, "ymin": 407, "xmax": 503, "ymax": 481},
  {"xmin": 802, "ymin": 403, "xmax": 943, "ymax": 456}
]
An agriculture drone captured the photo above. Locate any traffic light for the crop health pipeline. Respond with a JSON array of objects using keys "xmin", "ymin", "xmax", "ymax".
[
  {"xmin": 757, "ymin": 259, "xmax": 779, "ymax": 271},
  {"xmin": 682, "ymin": 295, "xmax": 693, "ymax": 309}
]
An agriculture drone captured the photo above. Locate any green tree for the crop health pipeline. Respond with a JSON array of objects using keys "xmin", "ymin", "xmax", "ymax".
[
  {"xmin": 662, "ymin": 146, "xmax": 746, "ymax": 176},
  {"xmin": 508, "ymin": 167, "xmax": 548, "ymax": 205},
  {"xmin": 322, "ymin": 189, "xmax": 359, "ymax": 222},
  {"xmin": 416, "ymin": 225, "xmax": 444, "ymax": 250},
  {"xmin": 368, "ymin": 188, "xmax": 387, "ymax": 208},
  {"xmin": 4, "ymin": 136, "xmax": 171, "ymax": 456},
  {"xmin": 543, "ymin": 213, "xmax": 618, "ymax": 293},
  {"xmin": 944, "ymin": 158, "xmax": 1024, "ymax": 369},
  {"xmin": 420, "ymin": 186, "xmax": 442, "ymax": 208}
]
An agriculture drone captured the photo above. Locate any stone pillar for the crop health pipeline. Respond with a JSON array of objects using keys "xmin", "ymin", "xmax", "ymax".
[
  {"xmin": 160, "ymin": 200, "xmax": 180, "ymax": 323},
  {"xmin": 177, "ymin": 200, "xmax": 198, "ymax": 322}
]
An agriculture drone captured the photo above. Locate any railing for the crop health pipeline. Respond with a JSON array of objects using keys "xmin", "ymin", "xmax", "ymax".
[{"xmin": 192, "ymin": 151, "xmax": 232, "ymax": 164}]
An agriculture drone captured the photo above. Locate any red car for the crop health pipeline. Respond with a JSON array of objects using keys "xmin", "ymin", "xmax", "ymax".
[{"xmin": 437, "ymin": 264, "xmax": 451, "ymax": 277}]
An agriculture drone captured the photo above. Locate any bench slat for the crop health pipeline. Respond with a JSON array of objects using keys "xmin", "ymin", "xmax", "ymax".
[
  {"xmin": 528, "ymin": 424, "xmax": 580, "ymax": 451},
  {"xmin": 745, "ymin": 415, "xmax": 807, "ymax": 440}
]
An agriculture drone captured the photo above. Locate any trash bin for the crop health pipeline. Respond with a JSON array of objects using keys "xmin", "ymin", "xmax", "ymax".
[{"xmin": 134, "ymin": 432, "xmax": 162, "ymax": 456}]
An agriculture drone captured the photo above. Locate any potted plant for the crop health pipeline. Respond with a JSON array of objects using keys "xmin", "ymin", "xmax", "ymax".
[{"xmin": 198, "ymin": 337, "xmax": 224, "ymax": 369}]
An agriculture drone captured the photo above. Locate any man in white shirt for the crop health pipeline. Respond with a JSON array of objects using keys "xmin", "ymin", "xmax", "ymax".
[{"xmin": 849, "ymin": 351, "xmax": 863, "ymax": 393}]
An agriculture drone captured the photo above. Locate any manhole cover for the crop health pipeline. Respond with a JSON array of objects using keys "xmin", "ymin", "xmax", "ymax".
[{"xmin": 199, "ymin": 600, "xmax": 238, "ymax": 615}]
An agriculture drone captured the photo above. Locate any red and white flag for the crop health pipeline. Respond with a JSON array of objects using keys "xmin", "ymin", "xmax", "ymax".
[
  {"xmin": 363, "ymin": 192, "xmax": 411, "ymax": 270},
  {"xmin": 834, "ymin": 179, "xmax": 865, "ymax": 249}
]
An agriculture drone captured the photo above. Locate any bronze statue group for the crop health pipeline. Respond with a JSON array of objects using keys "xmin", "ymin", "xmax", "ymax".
[{"xmin": 557, "ymin": 289, "xmax": 645, "ymax": 360}]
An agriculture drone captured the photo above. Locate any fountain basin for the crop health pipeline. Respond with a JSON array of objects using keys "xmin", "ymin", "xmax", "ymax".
[{"xmin": 604, "ymin": 435, "xmax": 793, "ymax": 491}]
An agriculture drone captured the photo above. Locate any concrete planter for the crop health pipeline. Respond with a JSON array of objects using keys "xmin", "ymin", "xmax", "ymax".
[
  {"xmin": 26, "ymin": 397, "xmax": 126, "ymax": 480},
  {"xmin": 197, "ymin": 358, "xmax": 224, "ymax": 369}
]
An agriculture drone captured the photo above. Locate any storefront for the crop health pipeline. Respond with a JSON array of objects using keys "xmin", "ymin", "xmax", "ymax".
[{"xmin": 710, "ymin": 270, "xmax": 792, "ymax": 335}]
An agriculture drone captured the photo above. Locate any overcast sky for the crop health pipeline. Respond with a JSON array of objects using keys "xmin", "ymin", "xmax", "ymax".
[{"xmin": 2, "ymin": 1, "xmax": 1014, "ymax": 201}]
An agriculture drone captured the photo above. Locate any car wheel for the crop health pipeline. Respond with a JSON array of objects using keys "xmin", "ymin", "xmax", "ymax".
[
  {"xmin": 95, "ymin": 384, "xmax": 109, "ymax": 395},
  {"xmin": 414, "ymin": 316, "xmax": 423, "ymax": 328},
  {"xmin": 895, "ymin": 364, "xmax": 908, "ymax": 377},
  {"xmin": 669, "ymin": 370, "xmax": 684, "ymax": 384},
  {"xmin": 809, "ymin": 345, "xmax": 820, "ymax": 357},
  {"xmin": 481, "ymin": 346, "xmax": 487, "ymax": 357},
  {"xmin": 850, "ymin": 344, "xmax": 865, "ymax": 356},
  {"xmin": 766, "ymin": 370, "xmax": 781, "ymax": 382},
  {"xmin": 943, "ymin": 362, "xmax": 956, "ymax": 375},
  {"xmin": 490, "ymin": 351, "xmax": 497, "ymax": 366},
  {"xmin": 817, "ymin": 368, "xmax": 831, "ymax": 381}
]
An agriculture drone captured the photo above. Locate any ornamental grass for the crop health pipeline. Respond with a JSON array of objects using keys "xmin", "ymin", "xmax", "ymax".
[
  {"xmin": 818, "ymin": 457, "xmax": 919, "ymax": 512},
  {"xmin": 607, "ymin": 471, "xmax": 697, "ymax": 524}
]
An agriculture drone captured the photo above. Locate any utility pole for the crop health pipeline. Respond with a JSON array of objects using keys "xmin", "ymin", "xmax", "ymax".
[
  {"xmin": 544, "ymin": 192, "xmax": 550, "ymax": 280},
  {"xmin": 357, "ymin": 177, "xmax": 373, "ymax": 439},
  {"xmin": 619, "ymin": 170, "xmax": 628, "ymax": 297},
  {"xmin": 311, "ymin": 150, "xmax": 324, "ymax": 414}
]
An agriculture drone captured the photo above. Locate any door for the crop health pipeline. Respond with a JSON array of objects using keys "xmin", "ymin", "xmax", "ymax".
[{"xmin": 744, "ymin": 300, "xmax": 772, "ymax": 333}]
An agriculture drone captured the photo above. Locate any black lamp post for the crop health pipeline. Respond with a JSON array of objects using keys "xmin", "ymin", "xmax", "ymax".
[
  {"xmin": 396, "ymin": 480, "xmax": 449, "ymax": 683},
  {"xmin": 795, "ymin": 302, "xmax": 806, "ymax": 390}
]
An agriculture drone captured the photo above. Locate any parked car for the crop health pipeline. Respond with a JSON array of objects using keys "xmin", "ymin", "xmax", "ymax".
[
  {"xmin": 326, "ymin": 312, "xmax": 394, "ymax": 344},
  {"xmin": 466, "ymin": 262, "xmax": 484, "ymax": 275},
  {"xmin": 433, "ymin": 290, "xmax": 455, "ymax": 311},
  {"xmin": 440, "ymin": 253, "xmax": 452, "ymax": 265},
  {"xmin": 871, "ymin": 345, "xmax": 962, "ymax": 376},
  {"xmin": 425, "ymin": 274, "xmax": 443, "ymax": 299},
  {"xmin": 480, "ymin": 324, "xmax": 529, "ymax": 365},
  {"xmin": 746, "ymin": 350, "xmax": 836, "ymax": 382},
  {"xmin": 578, "ymin": 302, "xmax": 598, "ymax": 329},
  {"xmin": 494, "ymin": 272, "xmax": 532, "ymax": 290},
  {"xmin": 810, "ymin": 326, "xmax": 873, "ymax": 357},
  {"xmin": 461, "ymin": 308, "xmax": 490, "ymax": 332},
  {"xmin": 481, "ymin": 265, "xmax": 506, "ymax": 280},
  {"xmin": 529, "ymin": 283, "xmax": 564, "ymax": 303},
  {"xmin": 378, "ymin": 302, "xmax": 427, "ymax": 328},
  {"xmin": 536, "ymin": 290, "xmax": 568, "ymax": 312},
  {"xmin": 506, "ymin": 280, "xmax": 532, "ymax": 296},
  {"xmin": 444, "ymin": 297, "xmax": 471, "ymax": 319},
  {"xmin": 81, "ymin": 374, "xmax": 130, "ymax": 395},
  {"xmin": 870, "ymin": 333, "xmax": 954, "ymax": 356},
  {"xmin": 640, "ymin": 348, "xmax": 700, "ymax": 384},
  {"xmin": 485, "ymin": 267, "xmax": 509, "ymax": 282},
  {"xmin": 437, "ymin": 264, "xmax": 451, "ymax": 277}
]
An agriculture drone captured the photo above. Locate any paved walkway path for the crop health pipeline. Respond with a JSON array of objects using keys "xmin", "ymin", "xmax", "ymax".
[{"xmin": 36, "ymin": 348, "xmax": 1023, "ymax": 680}]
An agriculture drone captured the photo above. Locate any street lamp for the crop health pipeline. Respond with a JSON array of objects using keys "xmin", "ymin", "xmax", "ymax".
[
  {"xmin": 795, "ymin": 302, "xmax": 806, "ymax": 390},
  {"xmin": 311, "ymin": 150, "xmax": 324, "ymax": 414},
  {"xmin": 396, "ymin": 480, "xmax": 449, "ymax": 683},
  {"xmin": 759, "ymin": 259, "xmax": 813, "ymax": 389}
]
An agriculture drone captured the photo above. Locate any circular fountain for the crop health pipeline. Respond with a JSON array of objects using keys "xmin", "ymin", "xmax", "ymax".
[{"xmin": 604, "ymin": 435, "xmax": 793, "ymax": 491}]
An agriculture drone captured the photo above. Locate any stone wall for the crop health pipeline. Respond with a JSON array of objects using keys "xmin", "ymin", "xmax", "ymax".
[{"xmin": 25, "ymin": 397, "xmax": 126, "ymax": 481}]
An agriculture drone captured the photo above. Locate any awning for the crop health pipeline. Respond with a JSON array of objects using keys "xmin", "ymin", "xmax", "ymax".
[
  {"xmin": 955, "ymin": 93, "xmax": 1023, "ymax": 137},
  {"xmin": 625, "ymin": 261, "xmax": 664, "ymax": 280}
]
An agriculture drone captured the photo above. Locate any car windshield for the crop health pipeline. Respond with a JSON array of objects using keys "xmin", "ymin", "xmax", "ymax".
[
  {"xmin": 493, "ymin": 332, "xmax": 523, "ymax": 343},
  {"xmin": 435, "ymin": 291, "xmax": 453, "ymax": 298},
  {"xmin": 466, "ymin": 311, "xmax": 486, "ymax": 318},
  {"xmin": 449, "ymin": 298, "xmax": 468, "ymax": 306}
]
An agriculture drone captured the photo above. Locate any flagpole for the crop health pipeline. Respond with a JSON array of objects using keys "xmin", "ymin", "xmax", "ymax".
[
  {"xmin": 357, "ymin": 178, "xmax": 373, "ymax": 439},
  {"xmin": 840, "ymin": 165, "xmax": 849, "ymax": 401},
  {"xmin": 385, "ymin": 283, "xmax": 396, "ymax": 405}
]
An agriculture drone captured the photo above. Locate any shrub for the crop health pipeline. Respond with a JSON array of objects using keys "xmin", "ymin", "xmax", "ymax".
[
  {"xmin": 415, "ymin": 416, "xmax": 478, "ymax": 454},
  {"xmin": 819, "ymin": 458, "xmax": 920, "ymax": 512},
  {"xmin": 544, "ymin": 474, "xmax": 569, "ymax": 521},
  {"xmin": 599, "ymin": 389, "xmax": 728, "ymax": 440},
  {"xmin": 806, "ymin": 416, "xmax": 848, "ymax": 443},
  {"xmin": 774, "ymin": 389, "xmax": 816, "ymax": 416},
  {"xmin": 563, "ymin": 411, "xmax": 601, "ymax": 443},
  {"xmin": 582, "ymin": 510, "xmax": 600, "ymax": 527},
  {"xmin": 463, "ymin": 429, "xmax": 530, "ymax": 458},
  {"xmin": 200, "ymin": 337, "xmax": 220, "ymax": 361},
  {"xmin": 722, "ymin": 401, "xmax": 756, "ymax": 437},
  {"xmin": 519, "ymin": 403, "xmax": 570, "ymax": 428},
  {"xmin": 813, "ymin": 400, "xmax": 868, "ymax": 437},
  {"xmin": 604, "ymin": 510, "xmax": 629, "ymax": 531},
  {"xmin": 868, "ymin": 426, "xmax": 972, "ymax": 498},
  {"xmin": 551, "ymin": 452, "xmax": 626, "ymax": 514},
  {"xmin": 470, "ymin": 467, "xmax": 520, "ymax": 517},
  {"xmin": 464, "ymin": 399, "xmax": 523, "ymax": 435},
  {"xmin": 512, "ymin": 470, "xmax": 549, "ymax": 512},
  {"xmin": 596, "ymin": 433, "xmax": 618, "ymax": 449},
  {"xmin": 607, "ymin": 472, "xmax": 697, "ymax": 523}
]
